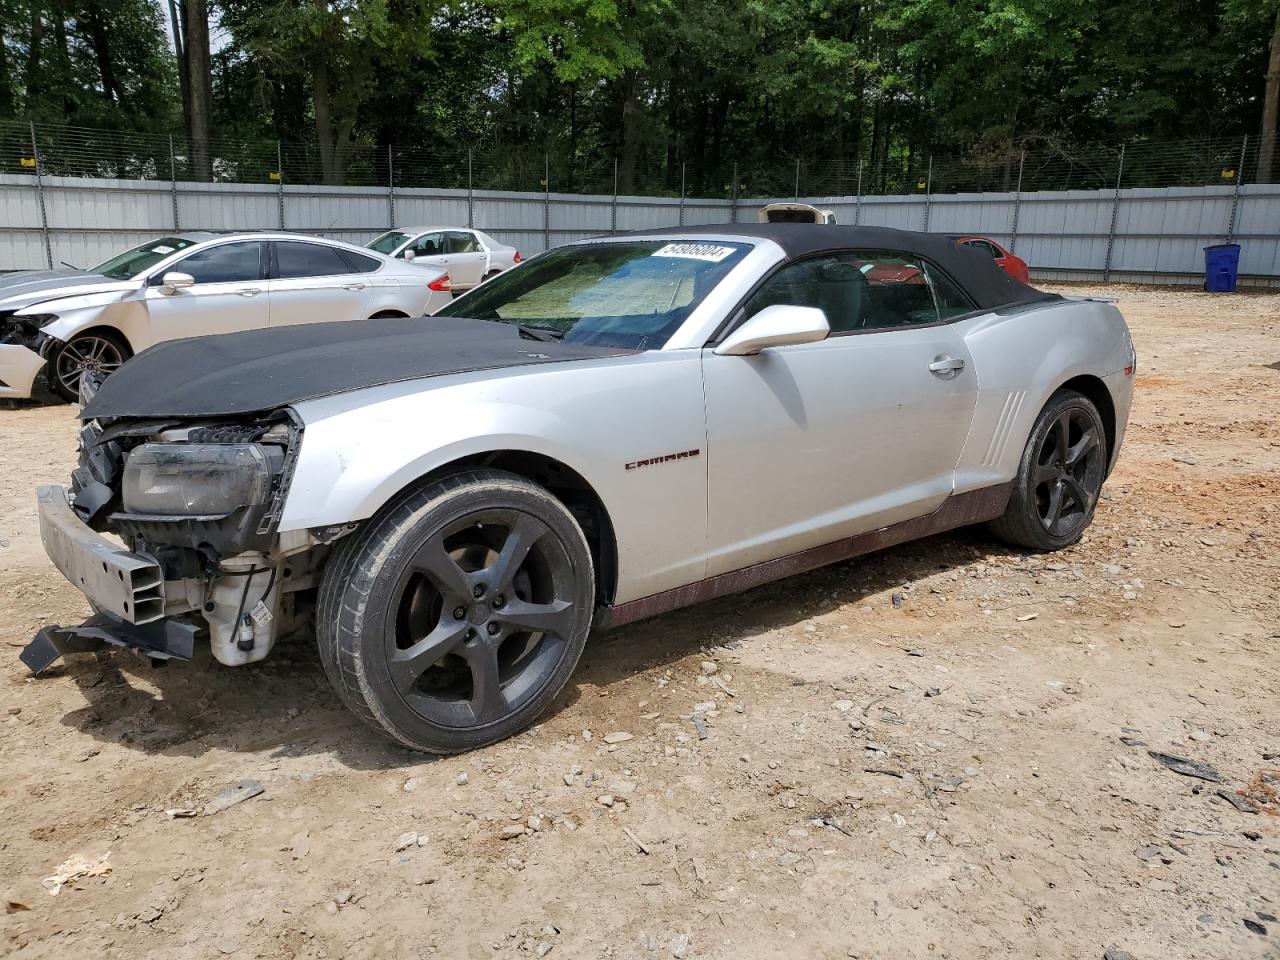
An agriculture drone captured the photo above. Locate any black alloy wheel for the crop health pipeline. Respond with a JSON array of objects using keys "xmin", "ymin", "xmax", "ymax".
[
  {"xmin": 318, "ymin": 469, "xmax": 594, "ymax": 754},
  {"xmin": 989, "ymin": 390, "xmax": 1107, "ymax": 551}
]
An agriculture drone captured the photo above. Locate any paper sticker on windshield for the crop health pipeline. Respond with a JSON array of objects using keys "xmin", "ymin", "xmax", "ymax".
[
  {"xmin": 652, "ymin": 242, "xmax": 735, "ymax": 262},
  {"xmin": 151, "ymin": 245, "xmax": 176, "ymax": 255}
]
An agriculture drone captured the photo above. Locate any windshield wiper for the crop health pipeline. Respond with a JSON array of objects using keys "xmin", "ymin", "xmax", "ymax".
[{"xmin": 515, "ymin": 323, "xmax": 564, "ymax": 342}]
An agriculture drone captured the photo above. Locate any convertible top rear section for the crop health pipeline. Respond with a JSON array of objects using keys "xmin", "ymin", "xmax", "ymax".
[{"xmin": 616, "ymin": 223, "xmax": 1058, "ymax": 313}]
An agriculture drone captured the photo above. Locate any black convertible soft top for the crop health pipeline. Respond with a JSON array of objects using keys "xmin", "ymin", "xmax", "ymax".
[
  {"xmin": 616, "ymin": 222, "xmax": 1055, "ymax": 312},
  {"xmin": 82, "ymin": 224, "xmax": 1054, "ymax": 421}
]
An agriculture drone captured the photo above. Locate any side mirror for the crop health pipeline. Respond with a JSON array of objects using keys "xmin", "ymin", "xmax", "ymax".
[
  {"xmin": 160, "ymin": 271, "xmax": 194, "ymax": 293},
  {"xmin": 403, "ymin": 249, "xmax": 416, "ymax": 262},
  {"xmin": 714, "ymin": 304, "xmax": 830, "ymax": 356}
]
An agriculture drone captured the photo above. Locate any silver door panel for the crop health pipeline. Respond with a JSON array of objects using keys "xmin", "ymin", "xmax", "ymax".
[{"xmin": 701, "ymin": 326, "xmax": 977, "ymax": 575}]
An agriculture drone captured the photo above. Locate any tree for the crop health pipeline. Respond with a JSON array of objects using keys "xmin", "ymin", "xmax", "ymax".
[
  {"xmin": 1260, "ymin": 9, "xmax": 1280, "ymax": 181},
  {"xmin": 220, "ymin": 0, "xmax": 441, "ymax": 184}
]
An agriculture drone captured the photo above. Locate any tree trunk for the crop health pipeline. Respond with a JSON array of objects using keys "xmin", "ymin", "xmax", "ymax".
[
  {"xmin": 167, "ymin": 0, "xmax": 190, "ymax": 129},
  {"xmin": 80, "ymin": 1, "xmax": 122, "ymax": 107},
  {"xmin": 1258, "ymin": 10, "xmax": 1280, "ymax": 183},
  {"xmin": 24, "ymin": 11, "xmax": 43, "ymax": 103},
  {"xmin": 618, "ymin": 70, "xmax": 640, "ymax": 193},
  {"xmin": 312, "ymin": 57, "xmax": 349, "ymax": 186},
  {"xmin": 0, "ymin": 25, "xmax": 10, "ymax": 116},
  {"xmin": 182, "ymin": 0, "xmax": 213, "ymax": 181},
  {"xmin": 567, "ymin": 83, "xmax": 578, "ymax": 192}
]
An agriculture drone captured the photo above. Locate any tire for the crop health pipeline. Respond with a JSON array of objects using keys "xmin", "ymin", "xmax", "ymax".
[
  {"xmin": 317, "ymin": 469, "xmax": 595, "ymax": 754},
  {"xmin": 48, "ymin": 330, "xmax": 130, "ymax": 402},
  {"xmin": 988, "ymin": 389, "xmax": 1108, "ymax": 551}
]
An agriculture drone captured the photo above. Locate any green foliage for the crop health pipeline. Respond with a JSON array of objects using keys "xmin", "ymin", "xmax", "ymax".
[{"xmin": 0, "ymin": 0, "xmax": 1275, "ymax": 187}]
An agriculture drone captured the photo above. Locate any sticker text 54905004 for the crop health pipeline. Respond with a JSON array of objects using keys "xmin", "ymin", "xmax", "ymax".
[{"xmin": 652, "ymin": 243, "xmax": 735, "ymax": 262}]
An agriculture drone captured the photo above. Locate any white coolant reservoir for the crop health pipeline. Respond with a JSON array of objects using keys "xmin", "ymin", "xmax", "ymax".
[{"xmin": 205, "ymin": 552, "xmax": 280, "ymax": 666}]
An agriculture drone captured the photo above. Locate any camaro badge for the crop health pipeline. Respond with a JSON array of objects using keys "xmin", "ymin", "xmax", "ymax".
[{"xmin": 625, "ymin": 449, "xmax": 701, "ymax": 470}]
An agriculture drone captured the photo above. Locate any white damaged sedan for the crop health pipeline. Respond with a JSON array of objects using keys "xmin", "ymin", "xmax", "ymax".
[
  {"xmin": 24, "ymin": 224, "xmax": 1135, "ymax": 754},
  {"xmin": 0, "ymin": 232, "xmax": 452, "ymax": 402}
]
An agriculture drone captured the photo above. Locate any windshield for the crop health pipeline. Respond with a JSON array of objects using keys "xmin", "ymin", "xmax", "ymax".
[
  {"xmin": 436, "ymin": 240, "xmax": 750, "ymax": 349},
  {"xmin": 367, "ymin": 231, "xmax": 411, "ymax": 255},
  {"xmin": 92, "ymin": 237, "xmax": 199, "ymax": 280}
]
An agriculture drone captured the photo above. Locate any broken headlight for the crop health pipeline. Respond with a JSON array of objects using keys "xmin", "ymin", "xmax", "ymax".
[
  {"xmin": 1, "ymin": 312, "xmax": 55, "ymax": 345},
  {"xmin": 122, "ymin": 443, "xmax": 281, "ymax": 517}
]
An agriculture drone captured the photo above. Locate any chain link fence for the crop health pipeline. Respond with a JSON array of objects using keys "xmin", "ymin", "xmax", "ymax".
[
  {"xmin": 2, "ymin": 120, "xmax": 1273, "ymax": 199},
  {"xmin": 1, "ymin": 119, "xmax": 1276, "ymax": 282}
]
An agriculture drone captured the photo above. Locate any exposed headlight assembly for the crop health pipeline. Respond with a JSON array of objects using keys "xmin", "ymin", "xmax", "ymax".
[
  {"xmin": 1, "ymin": 312, "xmax": 55, "ymax": 345},
  {"xmin": 122, "ymin": 443, "xmax": 282, "ymax": 517}
]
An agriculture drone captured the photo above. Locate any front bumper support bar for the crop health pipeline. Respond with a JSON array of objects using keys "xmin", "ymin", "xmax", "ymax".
[
  {"xmin": 21, "ymin": 611, "xmax": 198, "ymax": 675},
  {"xmin": 37, "ymin": 485, "xmax": 166, "ymax": 624}
]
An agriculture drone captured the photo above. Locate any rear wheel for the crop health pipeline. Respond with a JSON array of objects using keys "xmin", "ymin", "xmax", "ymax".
[
  {"xmin": 318, "ymin": 469, "xmax": 594, "ymax": 754},
  {"xmin": 48, "ymin": 330, "xmax": 130, "ymax": 402},
  {"xmin": 988, "ymin": 390, "xmax": 1107, "ymax": 551}
]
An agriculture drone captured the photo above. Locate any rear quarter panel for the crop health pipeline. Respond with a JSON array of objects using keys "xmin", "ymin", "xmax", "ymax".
[
  {"xmin": 952, "ymin": 298, "xmax": 1133, "ymax": 492},
  {"xmin": 281, "ymin": 352, "xmax": 709, "ymax": 603}
]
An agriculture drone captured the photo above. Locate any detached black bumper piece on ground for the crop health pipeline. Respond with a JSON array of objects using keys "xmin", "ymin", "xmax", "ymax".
[{"xmin": 21, "ymin": 611, "xmax": 198, "ymax": 675}]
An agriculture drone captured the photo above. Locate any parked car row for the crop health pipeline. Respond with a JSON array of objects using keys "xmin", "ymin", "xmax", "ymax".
[
  {"xmin": 20, "ymin": 220, "xmax": 1132, "ymax": 757},
  {"xmin": 0, "ymin": 227, "xmax": 524, "ymax": 403}
]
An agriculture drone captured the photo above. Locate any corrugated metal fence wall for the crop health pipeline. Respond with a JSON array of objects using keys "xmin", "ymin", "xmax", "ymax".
[{"xmin": 2, "ymin": 172, "xmax": 1276, "ymax": 283}]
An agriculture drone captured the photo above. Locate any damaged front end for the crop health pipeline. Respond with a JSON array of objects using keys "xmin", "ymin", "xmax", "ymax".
[
  {"xmin": 0, "ymin": 311, "xmax": 56, "ymax": 401},
  {"xmin": 24, "ymin": 408, "xmax": 347, "ymax": 674}
]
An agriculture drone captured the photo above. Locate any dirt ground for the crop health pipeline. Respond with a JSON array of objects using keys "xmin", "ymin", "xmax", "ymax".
[{"xmin": 1, "ymin": 284, "xmax": 1278, "ymax": 960}]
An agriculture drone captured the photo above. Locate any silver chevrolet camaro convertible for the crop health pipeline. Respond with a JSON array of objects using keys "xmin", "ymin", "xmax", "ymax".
[{"xmin": 25, "ymin": 224, "xmax": 1135, "ymax": 754}]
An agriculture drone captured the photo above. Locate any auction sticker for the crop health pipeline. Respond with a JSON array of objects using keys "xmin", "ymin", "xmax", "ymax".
[
  {"xmin": 151, "ymin": 245, "xmax": 176, "ymax": 254},
  {"xmin": 652, "ymin": 242, "xmax": 735, "ymax": 262}
]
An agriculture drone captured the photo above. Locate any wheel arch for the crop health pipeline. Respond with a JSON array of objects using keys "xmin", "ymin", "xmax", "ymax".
[
  {"xmin": 1053, "ymin": 374, "xmax": 1116, "ymax": 469},
  {"xmin": 360, "ymin": 449, "xmax": 619, "ymax": 607},
  {"xmin": 368, "ymin": 309, "xmax": 410, "ymax": 319},
  {"xmin": 42, "ymin": 322, "xmax": 134, "ymax": 358}
]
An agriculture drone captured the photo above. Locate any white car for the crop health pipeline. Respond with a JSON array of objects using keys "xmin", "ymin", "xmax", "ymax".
[
  {"xmin": 366, "ymin": 227, "xmax": 520, "ymax": 290},
  {"xmin": 0, "ymin": 232, "xmax": 453, "ymax": 402}
]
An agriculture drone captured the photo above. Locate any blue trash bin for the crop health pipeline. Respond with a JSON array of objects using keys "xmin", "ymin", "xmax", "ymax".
[{"xmin": 1203, "ymin": 243, "xmax": 1241, "ymax": 293}]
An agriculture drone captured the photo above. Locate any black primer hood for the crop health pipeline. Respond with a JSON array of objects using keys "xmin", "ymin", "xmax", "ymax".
[{"xmin": 81, "ymin": 316, "xmax": 634, "ymax": 420}]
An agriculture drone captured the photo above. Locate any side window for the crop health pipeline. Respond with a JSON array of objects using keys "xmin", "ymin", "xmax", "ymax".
[
  {"xmin": 925, "ymin": 264, "xmax": 976, "ymax": 319},
  {"xmin": 743, "ymin": 255, "xmax": 869, "ymax": 333},
  {"xmin": 409, "ymin": 233, "xmax": 444, "ymax": 257},
  {"xmin": 274, "ymin": 241, "xmax": 352, "ymax": 279},
  {"xmin": 339, "ymin": 249, "xmax": 382, "ymax": 273},
  {"xmin": 851, "ymin": 251, "xmax": 939, "ymax": 328},
  {"xmin": 966, "ymin": 239, "xmax": 1000, "ymax": 259},
  {"xmin": 174, "ymin": 242, "xmax": 263, "ymax": 284},
  {"xmin": 447, "ymin": 231, "xmax": 480, "ymax": 254}
]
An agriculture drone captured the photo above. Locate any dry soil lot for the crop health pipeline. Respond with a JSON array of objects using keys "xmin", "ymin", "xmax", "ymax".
[{"xmin": 1, "ymin": 284, "xmax": 1278, "ymax": 960}]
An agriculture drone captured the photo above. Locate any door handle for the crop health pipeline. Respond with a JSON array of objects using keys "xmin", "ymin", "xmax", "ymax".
[
  {"xmin": 928, "ymin": 356, "xmax": 965, "ymax": 375},
  {"xmin": 342, "ymin": 282, "xmax": 367, "ymax": 291},
  {"xmin": 236, "ymin": 287, "xmax": 262, "ymax": 297}
]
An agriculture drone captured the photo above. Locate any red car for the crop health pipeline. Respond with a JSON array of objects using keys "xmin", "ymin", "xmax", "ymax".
[{"xmin": 953, "ymin": 236, "xmax": 1030, "ymax": 283}]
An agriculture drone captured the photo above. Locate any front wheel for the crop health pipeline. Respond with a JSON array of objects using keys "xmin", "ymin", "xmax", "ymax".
[
  {"xmin": 48, "ymin": 330, "xmax": 130, "ymax": 402},
  {"xmin": 988, "ymin": 390, "xmax": 1108, "ymax": 551},
  {"xmin": 318, "ymin": 469, "xmax": 595, "ymax": 754}
]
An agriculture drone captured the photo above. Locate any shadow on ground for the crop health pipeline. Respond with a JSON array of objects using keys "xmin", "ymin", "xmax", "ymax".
[{"xmin": 49, "ymin": 526, "xmax": 1010, "ymax": 769}]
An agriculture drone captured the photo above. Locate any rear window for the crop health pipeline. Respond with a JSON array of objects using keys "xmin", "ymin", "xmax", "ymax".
[
  {"xmin": 274, "ymin": 241, "xmax": 352, "ymax": 279},
  {"xmin": 339, "ymin": 249, "xmax": 383, "ymax": 273}
]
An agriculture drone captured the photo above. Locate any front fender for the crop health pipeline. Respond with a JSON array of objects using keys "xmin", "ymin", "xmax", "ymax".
[
  {"xmin": 31, "ymin": 300, "xmax": 146, "ymax": 351},
  {"xmin": 281, "ymin": 400, "xmax": 599, "ymax": 531}
]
